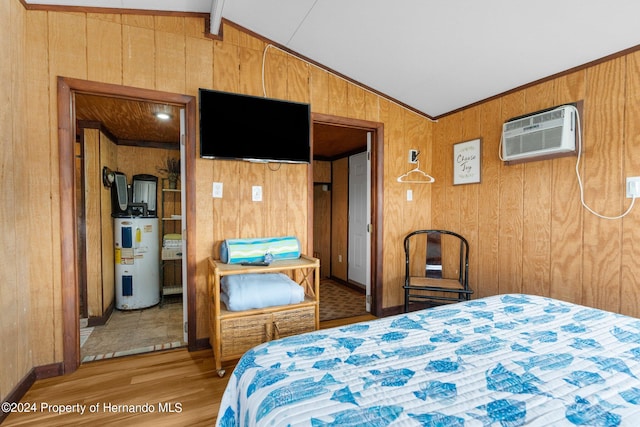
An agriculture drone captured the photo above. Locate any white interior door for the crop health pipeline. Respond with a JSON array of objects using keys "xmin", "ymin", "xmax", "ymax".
[
  {"xmin": 180, "ymin": 108, "xmax": 188, "ymax": 343},
  {"xmin": 365, "ymin": 133, "xmax": 371, "ymax": 311},
  {"xmin": 348, "ymin": 150, "xmax": 370, "ymax": 310}
]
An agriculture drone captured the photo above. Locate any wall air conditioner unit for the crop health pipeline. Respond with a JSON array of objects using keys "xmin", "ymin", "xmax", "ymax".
[{"xmin": 502, "ymin": 104, "xmax": 577, "ymax": 163}]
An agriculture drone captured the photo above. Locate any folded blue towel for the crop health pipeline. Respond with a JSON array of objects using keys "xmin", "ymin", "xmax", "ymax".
[
  {"xmin": 220, "ymin": 273, "xmax": 305, "ymax": 311},
  {"xmin": 220, "ymin": 236, "xmax": 301, "ymax": 264}
]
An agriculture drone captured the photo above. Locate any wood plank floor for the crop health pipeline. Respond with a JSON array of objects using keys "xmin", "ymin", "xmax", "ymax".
[{"xmin": 3, "ymin": 314, "xmax": 376, "ymax": 426}]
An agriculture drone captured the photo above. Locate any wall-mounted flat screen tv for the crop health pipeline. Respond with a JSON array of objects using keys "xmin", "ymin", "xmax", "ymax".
[{"xmin": 199, "ymin": 88, "xmax": 311, "ymax": 164}]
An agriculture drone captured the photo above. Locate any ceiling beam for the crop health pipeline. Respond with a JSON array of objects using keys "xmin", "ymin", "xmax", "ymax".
[{"xmin": 210, "ymin": 0, "xmax": 225, "ymax": 35}]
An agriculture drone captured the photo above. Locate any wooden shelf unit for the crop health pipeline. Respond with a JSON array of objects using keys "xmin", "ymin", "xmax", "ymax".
[
  {"xmin": 160, "ymin": 180, "xmax": 182, "ymax": 306},
  {"xmin": 207, "ymin": 255, "xmax": 320, "ymax": 376}
]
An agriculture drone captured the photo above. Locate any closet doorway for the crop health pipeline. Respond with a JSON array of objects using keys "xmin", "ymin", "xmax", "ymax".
[
  {"xmin": 311, "ymin": 114, "xmax": 384, "ymax": 317},
  {"xmin": 57, "ymin": 77, "xmax": 196, "ymax": 374}
]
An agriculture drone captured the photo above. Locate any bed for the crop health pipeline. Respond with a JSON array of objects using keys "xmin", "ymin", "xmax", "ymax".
[{"xmin": 216, "ymin": 294, "xmax": 640, "ymax": 426}]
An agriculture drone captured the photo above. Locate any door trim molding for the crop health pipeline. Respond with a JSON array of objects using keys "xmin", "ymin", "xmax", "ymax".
[
  {"xmin": 311, "ymin": 113, "xmax": 384, "ymax": 317},
  {"xmin": 57, "ymin": 77, "xmax": 197, "ymax": 374}
]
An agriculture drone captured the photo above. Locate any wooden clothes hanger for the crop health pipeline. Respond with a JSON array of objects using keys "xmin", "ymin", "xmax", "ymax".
[{"xmin": 397, "ymin": 161, "xmax": 435, "ymax": 183}]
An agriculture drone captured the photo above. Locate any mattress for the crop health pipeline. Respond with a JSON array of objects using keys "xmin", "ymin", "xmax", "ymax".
[{"xmin": 217, "ymin": 294, "xmax": 640, "ymax": 426}]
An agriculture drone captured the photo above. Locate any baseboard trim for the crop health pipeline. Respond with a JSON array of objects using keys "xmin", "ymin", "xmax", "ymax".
[
  {"xmin": 380, "ymin": 305, "xmax": 405, "ymax": 317},
  {"xmin": 36, "ymin": 362, "xmax": 65, "ymax": 379},
  {"xmin": 0, "ymin": 362, "xmax": 64, "ymax": 423},
  {"xmin": 192, "ymin": 337, "xmax": 211, "ymax": 352},
  {"xmin": 87, "ymin": 300, "xmax": 115, "ymax": 327},
  {"xmin": 327, "ymin": 276, "xmax": 366, "ymax": 294}
]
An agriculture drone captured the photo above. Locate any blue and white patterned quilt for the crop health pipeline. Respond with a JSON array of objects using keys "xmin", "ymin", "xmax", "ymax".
[{"xmin": 216, "ymin": 294, "xmax": 640, "ymax": 426}]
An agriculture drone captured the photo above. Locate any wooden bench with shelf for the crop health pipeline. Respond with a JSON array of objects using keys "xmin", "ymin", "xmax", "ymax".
[{"xmin": 207, "ymin": 255, "xmax": 320, "ymax": 376}]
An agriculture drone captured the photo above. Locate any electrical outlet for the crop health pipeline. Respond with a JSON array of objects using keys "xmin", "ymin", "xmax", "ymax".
[
  {"xmin": 627, "ymin": 177, "xmax": 640, "ymax": 198},
  {"xmin": 407, "ymin": 189, "xmax": 413, "ymax": 201},
  {"xmin": 212, "ymin": 182, "xmax": 223, "ymax": 198}
]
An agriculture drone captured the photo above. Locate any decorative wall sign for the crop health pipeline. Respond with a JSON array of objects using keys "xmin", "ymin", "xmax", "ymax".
[{"xmin": 453, "ymin": 138, "xmax": 482, "ymax": 185}]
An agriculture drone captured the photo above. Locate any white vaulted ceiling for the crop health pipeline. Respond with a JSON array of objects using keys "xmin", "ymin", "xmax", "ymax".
[{"xmin": 24, "ymin": 0, "xmax": 640, "ymax": 118}]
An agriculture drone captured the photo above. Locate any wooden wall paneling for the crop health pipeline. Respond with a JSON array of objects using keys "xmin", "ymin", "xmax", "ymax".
[
  {"xmin": 364, "ymin": 91, "xmax": 381, "ymax": 123},
  {"xmin": 313, "ymin": 160, "xmax": 331, "ymax": 277},
  {"xmin": 154, "ymin": 20, "xmax": 187, "ymax": 94},
  {"xmin": 582, "ymin": 58, "xmax": 625, "ymax": 312},
  {"xmin": 436, "ymin": 115, "xmax": 462, "ymax": 232},
  {"xmin": 238, "ymin": 45, "xmax": 263, "ymax": 96},
  {"xmin": 84, "ymin": 128, "xmax": 102, "ymax": 317},
  {"xmin": 186, "ymin": 33, "xmax": 214, "ymax": 93},
  {"xmin": 122, "ymin": 23, "xmax": 155, "ymax": 90},
  {"xmin": 184, "ymin": 16, "xmax": 204, "ymax": 39},
  {"xmin": 549, "ymin": 72, "xmax": 586, "ymax": 305},
  {"xmin": 48, "ymin": 12, "xmax": 87, "ymax": 80},
  {"xmin": 239, "ymin": 162, "xmax": 264, "ymax": 237},
  {"xmin": 313, "ymin": 161, "xmax": 331, "ymax": 182},
  {"xmin": 49, "ymin": 13, "xmax": 88, "ymax": 365},
  {"xmin": 286, "ymin": 164, "xmax": 309, "ymax": 253},
  {"xmin": 121, "ymin": 14, "xmax": 154, "ymax": 30},
  {"xmin": 263, "ymin": 47, "xmax": 287, "ymax": 99},
  {"xmin": 431, "ymin": 114, "xmax": 462, "ymax": 298},
  {"xmin": 25, "ymin": 9, "xmax": 56, "ymax": 367},
  {"xmin": 265, "ymin": 165, "xmax": 289, "ymax": 235},
  {"xmin": 497, "ymin": 92, "xmax": 525, "ymax": 294},
  {"xmin": 87, "ymin": 13, "xmax": 121, "ymax": 24},
  {"xmin": 381, "ymin": 103, "xmax": 405, "ymax": 307},
  {"xmin": 86, "ymin": 14, "xmax": 122, "ymax": 85},
  {"xmin": 476, "ymin": 99, "xmax": 502, "ymax": 298},
  {"xmin": 287, "ymin": 55, "xmax": 311, "ymax": 104},
  {"xmin": 445, "ymin": 114, "xmax": 462, "ymax": 232},
  {"xmin": 331, "ymin": 158, "xmax": 348, "ymax": 281},
  {"xmin": 186, "ymin": 33, "xmax": 214, "ymax": 333},
  {"xmin": 347, "ymin": 84, "xmax": 367, "ymax": 121},
  {"xmin": 458, "ymin": 107, "xmax": 481, "ymax": 293},
  {"xmin": 12, "ymin": 0, "xmax": 31, "ymax": 389},
  {"xmin": 154, "ymin": 15, "xmax": 184, "ymax": 35},
  {"xmin": 195, "ymin": 158, "xmax": 214, "ymax": 339},
  {"xmin": 0, "ymin": 0, "xmax": 19, "ymax": 401},
  {"xmin": 309, "ymin": 67, "xmax": 329, "ymax": 115},
  {"xmin": 313, "ymin": 184, "xmax": 331, "ymax": 278},
  {"xmin": 430, "ymin": 115, "xmax": 448, "ymax": 228},
  {"xmin": 115, "ymin": 146, "xmax": 173, "ymax": 179},
  {"xmin": 621, "ymin": 50, "xmax": 640, "ymax": 317},
  {"xmin": 404, "ymin": 111, "xmax": 431, "ymax": 228},
  {"xmin": 100, "ymin": 132, "xmax": 116, "ymax": 312},
  {"xmin": 211, "ymin": 160, "xmax": 240, "ymax": 252},
  {"xmin": 236, "ymin": 24, "xmax": 264, "ymax": 52},
  {"xmin": 221, "ymin": 21, "xmax": 240, "ymax": 46},
  {"xmin": 212, "ymin": 39, "xmax": 239, "ymax": 92},
  {"xmin": 210, "ymin": 23, "xmax": 241, "ymax": 253},
  {"xmin": 327, "ymin": 74, "xmax": 349, "ymax": 117},
  {"xmin": 521, "ymin": 81, "xmax": 555, "ymax": 296}
]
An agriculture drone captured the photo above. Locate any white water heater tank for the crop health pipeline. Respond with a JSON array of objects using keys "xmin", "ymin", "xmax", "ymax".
[{"xmin": 114, "ymin": 217, "xmax": 160, "ymax": 310}]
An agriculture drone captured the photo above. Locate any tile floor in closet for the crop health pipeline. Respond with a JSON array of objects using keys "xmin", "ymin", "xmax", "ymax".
[{"xmin": 80, "ymin": 299, "xmax": 185, "ymax": 362}]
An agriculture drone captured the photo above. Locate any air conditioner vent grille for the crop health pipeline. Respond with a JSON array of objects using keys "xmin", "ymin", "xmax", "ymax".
[
  {"xmin": 504, "ymin": 127, "xmax": 563, "ymax": 157},
  {"xmin": 501, "ymin": 105, "xmax": 575, "ymax": 162}
]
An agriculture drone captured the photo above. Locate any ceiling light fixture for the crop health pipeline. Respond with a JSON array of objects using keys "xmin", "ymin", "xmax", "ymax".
[{"xmin": 155, "ymin": 112, "xmax": 171, "ymax": 120}]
